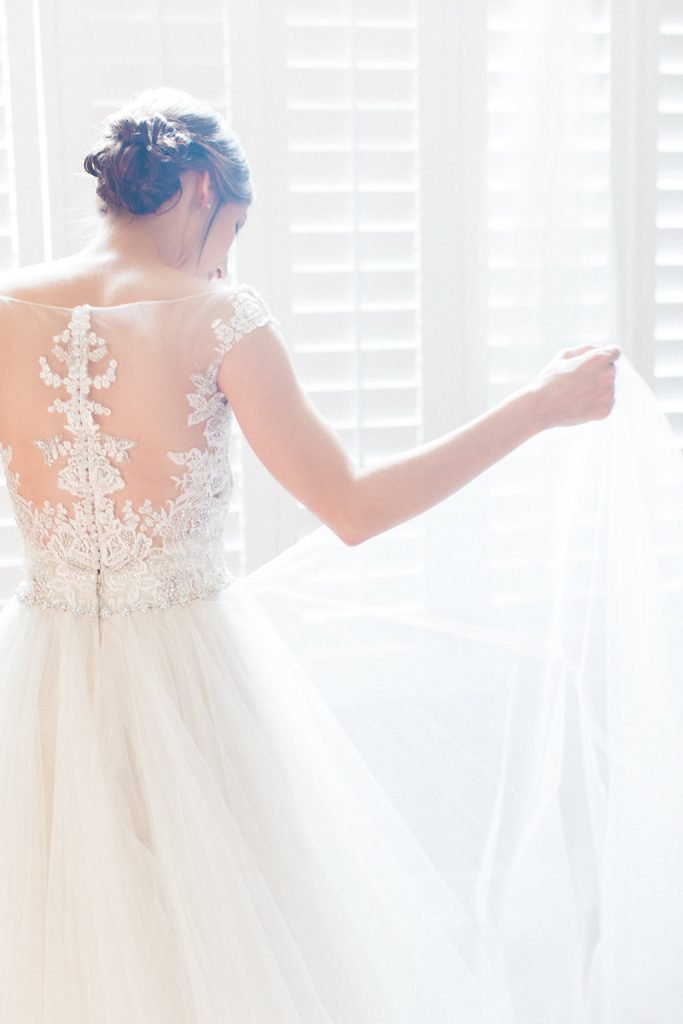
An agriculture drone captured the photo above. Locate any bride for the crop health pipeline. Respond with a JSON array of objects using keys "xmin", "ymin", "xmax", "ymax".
[{"xmin": 0, "ymin": 85, "xmax": 650, "ymax": 1024}]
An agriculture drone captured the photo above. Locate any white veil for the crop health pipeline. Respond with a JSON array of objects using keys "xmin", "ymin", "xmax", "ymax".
[
  {"xmin": 236, "ymin": 1, "xmax": 683, "ymax": 1017},
  {"xmin": 239, "ymin": 357, "xmax": 683, "ymax": 1020}
]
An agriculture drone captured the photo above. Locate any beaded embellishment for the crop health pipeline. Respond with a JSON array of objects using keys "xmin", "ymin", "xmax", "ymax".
[{"xmin": 0, "ymin": 287, "xmax": 277, "ymax": 619}]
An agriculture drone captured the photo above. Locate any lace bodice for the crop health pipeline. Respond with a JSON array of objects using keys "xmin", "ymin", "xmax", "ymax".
[{"xmin": 0, "ymin": 284, "xmax": 277, "ymax": 619}]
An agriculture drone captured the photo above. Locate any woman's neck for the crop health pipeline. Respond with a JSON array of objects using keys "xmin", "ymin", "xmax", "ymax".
[{"xmin": 78, "ymin": 211, "xmax": 198, "ymax": 276}]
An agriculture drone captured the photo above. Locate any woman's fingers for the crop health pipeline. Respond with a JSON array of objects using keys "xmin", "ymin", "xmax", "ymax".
[{"xmin": 563, "ymin": 343, "xmax": 621, "ymax": 362}]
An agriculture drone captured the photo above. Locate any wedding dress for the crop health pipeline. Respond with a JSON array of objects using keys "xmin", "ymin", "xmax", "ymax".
[{"xmin": 0, "ymin": 284, "xmax": 681, "ymax": 1024}]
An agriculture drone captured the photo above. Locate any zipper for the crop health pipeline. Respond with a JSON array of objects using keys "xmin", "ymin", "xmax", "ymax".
[{"xmin": 96, "ymin": 565, "xmax": 102, "ymax": 643}]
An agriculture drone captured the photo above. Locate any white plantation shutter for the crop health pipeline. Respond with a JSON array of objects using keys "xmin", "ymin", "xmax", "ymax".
[
  {"xmin": 653, "ymin": 0, "xmax": 683, "ymax": 443},
  {"xmin": 418, "ymin": 1, "xmax": 490, "ymax": 436},
  {"xmin": 284, "ymin": 1, "xmax": 422, "ymax": 540},
  {"xmin": 0, "ymin": 0, "xmax": 21, "ymax": 604},
  {"xmin": 237, "ymin": 0, "xmax": 427, "ymax": 606},
  {"xmin": 0, "ymin": 2, "xmax": 17, "ymax": 270}
]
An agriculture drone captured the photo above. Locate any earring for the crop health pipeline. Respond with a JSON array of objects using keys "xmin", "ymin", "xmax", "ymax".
[{"xmin": 206, "ymin": 202, "xmax": 213, "ymax": 209}]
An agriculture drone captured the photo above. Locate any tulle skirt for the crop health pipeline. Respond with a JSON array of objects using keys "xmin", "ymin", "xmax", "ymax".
[{"xmin": 1, "ymin": 357, "xmax": 683, "ymax": 1022}]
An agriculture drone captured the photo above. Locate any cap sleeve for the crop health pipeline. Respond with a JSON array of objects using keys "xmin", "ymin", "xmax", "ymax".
[{"xmin": 211, "ymin": 283, "xmax": 279, "ymax": 357}]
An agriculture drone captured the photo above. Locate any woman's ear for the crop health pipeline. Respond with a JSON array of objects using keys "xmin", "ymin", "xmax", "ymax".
[{"xmin": 196, "ymin": 168, "xmax": 212, "ymax": 208}]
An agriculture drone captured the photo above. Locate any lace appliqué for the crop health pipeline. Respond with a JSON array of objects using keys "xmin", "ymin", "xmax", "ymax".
[{"xmin": 0, "ymin": 287, "xmax": 277, "ymax": 619}]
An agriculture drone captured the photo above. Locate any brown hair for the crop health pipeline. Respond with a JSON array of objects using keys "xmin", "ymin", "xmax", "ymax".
[{"xmin": 83, "ymin": 87, "xmax": 253, "ymax": 217}]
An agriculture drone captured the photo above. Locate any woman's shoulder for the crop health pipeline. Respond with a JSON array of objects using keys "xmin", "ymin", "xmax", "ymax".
[
  {"xmin": 0, "ymin": 262, "xmax": 58, "ymax": 303},
  {"xmin": 0, "ymin": 260, "xmax": 223, "ymax": 308},
  {"xmin": 0, "ymin": 264, "xmax": 277, "ymax": 351},
  {"xmin": 0, "ymin": 255, "xmax": 266, "ymax": 302}
]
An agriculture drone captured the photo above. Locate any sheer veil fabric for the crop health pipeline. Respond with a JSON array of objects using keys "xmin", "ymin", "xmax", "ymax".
[
  {"xmin": 240, "ymin": 1, "xmax": 683, "ymax": 1016},
  {"xmin": 243, "ymin": 355, "xmax": 683, "ymax": 1022}
]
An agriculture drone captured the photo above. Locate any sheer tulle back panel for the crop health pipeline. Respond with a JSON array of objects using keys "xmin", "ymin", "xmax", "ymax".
[{"xmin": 0, "ymin": 293, "xmax": 251, "ymax": 548}]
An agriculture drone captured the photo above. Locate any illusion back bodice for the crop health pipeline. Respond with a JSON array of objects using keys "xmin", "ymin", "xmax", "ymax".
[{"xmin": 0, "ymin": 285, "xmax": 276, "ymax": 618}]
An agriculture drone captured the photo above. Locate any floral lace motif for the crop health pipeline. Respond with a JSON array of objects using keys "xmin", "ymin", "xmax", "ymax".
[{"xmin": 0, "ymin": 286, "xmax": 277, "ymax": 619}]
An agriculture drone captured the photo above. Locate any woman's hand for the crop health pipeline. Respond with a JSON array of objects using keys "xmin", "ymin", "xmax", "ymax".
[{"xmin": 526, "ymin": 344, "xmax": 621, "ymax": 430}]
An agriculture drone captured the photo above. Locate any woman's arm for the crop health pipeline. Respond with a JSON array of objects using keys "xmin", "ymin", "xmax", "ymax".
[{"xmin": 218, "ymin": 327, "xmax": 619, "ymax": 546}]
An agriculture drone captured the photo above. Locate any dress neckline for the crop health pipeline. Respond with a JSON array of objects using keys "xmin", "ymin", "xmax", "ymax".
[{"xmin": 0, "ymin": 287, "xmax": 236, "ymax": 313}]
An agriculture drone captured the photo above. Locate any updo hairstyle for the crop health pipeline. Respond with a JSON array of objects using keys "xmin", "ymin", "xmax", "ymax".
[{"xmin": 83, "ymin": 87, "xmax": 253, "ymax": 216}]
